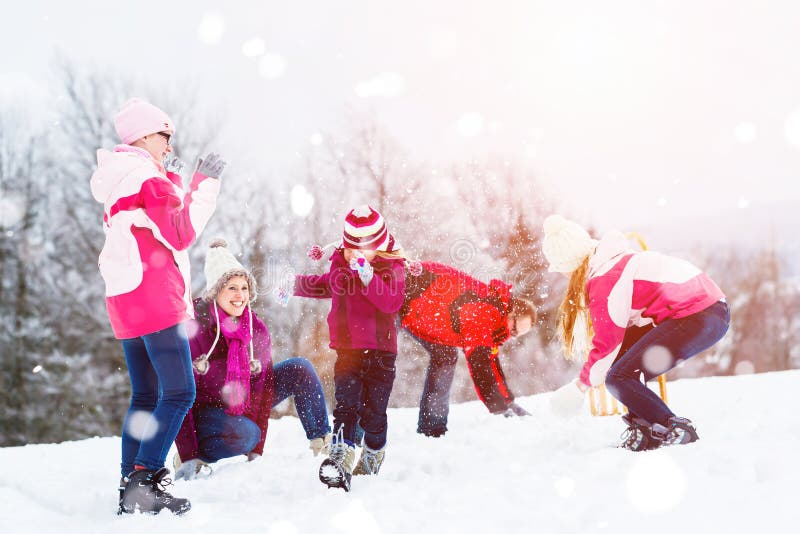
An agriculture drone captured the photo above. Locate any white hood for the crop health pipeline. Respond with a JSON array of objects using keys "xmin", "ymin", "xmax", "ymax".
[
  {"xmin": 90, "ymin": 148, "xmax": 160, "ymax": 205},
  {"xmin": 588, "ymin": 231, "xmax": 634, "ymax": 277}
]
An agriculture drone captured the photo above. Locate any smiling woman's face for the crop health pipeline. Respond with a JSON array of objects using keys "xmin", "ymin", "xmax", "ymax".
[{"xmin": 215, "ymin": 275, "xmax": 250, "ymax": 317}]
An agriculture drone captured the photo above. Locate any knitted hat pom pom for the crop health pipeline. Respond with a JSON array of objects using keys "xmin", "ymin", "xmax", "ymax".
[
  {"xmin": 407, "ymin": 260, "xmax": 423, "ymax": 276},
  {"xmin": 307, "ymin": 244, "xmax": 324, "ymax": 261}
]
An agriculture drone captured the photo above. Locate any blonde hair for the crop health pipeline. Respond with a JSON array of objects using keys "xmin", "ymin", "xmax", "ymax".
[
  {"xmin": 376, "ymin": 248, "xmax": 406, "ymax": 260},
  {"xmin": 557, "ymin": 255, "xmax": 591, "ymax": 361},
  {"xmin": 204, "ymin": 270, "xmax": 258, "ymax": 304}
]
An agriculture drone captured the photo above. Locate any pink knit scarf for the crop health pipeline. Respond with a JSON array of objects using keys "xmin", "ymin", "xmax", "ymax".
[{"xmin": 216, "ymin": 306, "xmax": 253, "ymax": 416}]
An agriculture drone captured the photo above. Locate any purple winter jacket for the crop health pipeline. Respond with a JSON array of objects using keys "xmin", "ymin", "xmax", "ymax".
[
  {"xmin": 174, "ymin": 298, "xmax": 275, "ymax": 461},
  {"xmin": 295, "ymin": 249, "xmax": 406, "ymax": 354}
]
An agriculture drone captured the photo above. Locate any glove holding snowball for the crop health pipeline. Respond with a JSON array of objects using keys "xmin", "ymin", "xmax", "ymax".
[
  {"xmin": 550, "ymin": 379, "xmax": 588, "ymax": 417},
  {"xmin": 163, "ymin": 154, "xmax": 185, "ymax": 174}
]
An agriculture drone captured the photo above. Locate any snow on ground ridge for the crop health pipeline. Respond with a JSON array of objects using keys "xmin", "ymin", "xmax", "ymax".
[{"xmin": 0, "ymin": 370, "xmax": 798, "ymax": 534}]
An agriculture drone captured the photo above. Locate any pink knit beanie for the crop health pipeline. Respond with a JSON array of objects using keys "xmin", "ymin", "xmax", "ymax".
[{"xmin": 113, "ymin": 98, "xmax": 175, "ymax": 144}]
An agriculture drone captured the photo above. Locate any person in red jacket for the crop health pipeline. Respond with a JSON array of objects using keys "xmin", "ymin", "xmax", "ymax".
[{"xmin": 400, "ymin": 261, "xmax": 537, "ymax": 437}]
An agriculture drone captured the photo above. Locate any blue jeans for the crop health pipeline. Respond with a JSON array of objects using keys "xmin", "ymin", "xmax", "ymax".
[
  {"xmin": 605, "ymin": 301, "xmax": 730, "ymax": 425},
  {"xmin": 415, "ymin": 337, "xmax": 459, "ymax": 435},
  {"xmin": 195, "ymin": 357, "xmax": 331, "ymax": 462},
  {"xmin": 333, "ymin": 349, "xmax": 397, "ymax": 450},
  {"xmin": 120, "ymin": 323, "xmax": 196, "ymax": 476}
]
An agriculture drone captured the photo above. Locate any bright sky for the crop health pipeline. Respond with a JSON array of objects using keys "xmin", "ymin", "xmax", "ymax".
[{"xmin": 2, "ymin": 0, "xmax": 799, "ymax": 250}]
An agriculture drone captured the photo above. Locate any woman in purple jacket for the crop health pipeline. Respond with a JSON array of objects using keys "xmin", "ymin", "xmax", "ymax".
[
  {"xmin": 294, "ymin": 205, "xmax": 406, "ymax": 491},
  {"xmin": 173, "ymin": 240, "xmax": 331, "ymax": 479}
]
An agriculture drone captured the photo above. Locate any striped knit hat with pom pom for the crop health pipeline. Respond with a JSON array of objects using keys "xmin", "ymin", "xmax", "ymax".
[
  {"xmin": 203, "ymin": 238, "xmax": 258, "ymax": 302},
  {"xmin": 307, "ymin": 204, "xmax": 400, "ymax": 260},
  {"xmin": 342, "ymin": 204, "xmax": 398, "ymax": 252}
]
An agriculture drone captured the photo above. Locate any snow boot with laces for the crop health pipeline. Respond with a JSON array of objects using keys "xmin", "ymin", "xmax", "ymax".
[
  {"xmin": 653, "ymin": 416, "xmax": 700, "ymax": 447},
  {"xmin": 619, "ymin": 413, "xmax": 662, "ymax": 451},
  {"xmin": 119, "ymin": 467, "xmax": 191, "ymax": 515},
  {"xmin": 116, "ymin": 476, "xmax": 129, "ymax": 515},
  {"xmin": 353, "ymin": 445, "xmax": 385, "ymax": 476},
  {"xmin": 619, "ymin": 414, "xmax": 700, "ymax": 451},
  {"xmin": 319, "ymin": 429, "xmax": 357, "ymax": 491}
]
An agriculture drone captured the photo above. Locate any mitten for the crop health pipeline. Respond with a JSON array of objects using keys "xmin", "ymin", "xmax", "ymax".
[
  {"xmin": 174, "ymin": 458, "xmax": 210, "ymax": 481},
  {"xmin": 550, "ymin": 379, "xmax": 587, "ymax": 417},
  {"xmin": 349, "ymin": 255, "xmax": 374, "ymax": 286},
  {"xmin": 196, "ymin": 152, "xmax": 228, "ymax": 179},
  {"xmin": 272, "ymin": 272, "xmax": 295, "ymax": 307},
  {"xmin": 163, "ymin": 154, "xmax": 185, "ymax": 174}
]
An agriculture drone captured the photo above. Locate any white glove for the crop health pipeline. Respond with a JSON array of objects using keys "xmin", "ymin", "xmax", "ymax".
[
  {"xmin": 550, "ymin": 379, "xmax": 587, "ymax": 417},
  {"xmin": 174, "ymin": 458, "xmax": 210, "ymax": 481},
  {"xmin": 349, "ymin": 255, "xmax": 374, "ymax": 286},
  {"xmin": 309, "ymin": 433, "xmax": 332, "ymax": 457},
  {"xmin": 272, "ymin": 272, "xmax": 295, "ymax": 307}
]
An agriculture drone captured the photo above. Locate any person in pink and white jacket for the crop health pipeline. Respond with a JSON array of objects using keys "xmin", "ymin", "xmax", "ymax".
[
  {"xmin": 90, "ymin": 98, "xmax": 225, "ymax": 515},
  {"xmin": 543, "ymin": 215, "xmax": 729, "ymax": 451}
]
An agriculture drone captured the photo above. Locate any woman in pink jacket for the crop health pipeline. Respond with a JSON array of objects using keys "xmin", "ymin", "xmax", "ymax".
[
  {"xmin": 90, "ymin": 98, "xmax": 225, "ymax": 515},
  {"xmin": 543, "ymin": 215, "xmax": 729, "ymax": 451}
]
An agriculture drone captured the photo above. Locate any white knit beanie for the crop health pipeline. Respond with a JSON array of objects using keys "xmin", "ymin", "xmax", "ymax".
[
  {"xmin": 203, "ymin": 239, "xmax": 257, "ymax": 302},
  {"xmin": 542, "ymin": 215, "xmax": 598, "ymax": 273}
]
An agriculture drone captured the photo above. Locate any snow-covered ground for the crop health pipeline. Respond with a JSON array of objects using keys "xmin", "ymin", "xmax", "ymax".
[{"xmin": 2, "ymin": 370, "xmax": 797, "ymax": 534}]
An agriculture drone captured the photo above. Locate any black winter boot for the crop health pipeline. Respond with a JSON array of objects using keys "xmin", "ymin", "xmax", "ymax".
[
  {"xmin": 619, "ymin": 413, "xmax": 661, "ymax": 452},
  {"xmin": 116, "ymin": 476, "xmax": 128, "ymax": 515},
  {"xmin": 119, "ymin": 468, "xmax": 191, "ymax": 515},
  {"xmin": 653, "ymin": 416, "xmax": 700, "ymax": 446}
]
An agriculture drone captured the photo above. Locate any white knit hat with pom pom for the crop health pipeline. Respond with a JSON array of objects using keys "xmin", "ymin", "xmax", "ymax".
[
  {"xmin": 542, "ymin": 215, "xmax": 598, "ymax": 273},
  {"xmin": 203, "ymin": 239, "xmax": 257, "ymax": 302}
]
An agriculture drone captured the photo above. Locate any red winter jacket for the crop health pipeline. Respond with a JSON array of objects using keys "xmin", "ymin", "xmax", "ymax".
[{"xmin": 400, "ymin": 262, "xmax": 515, "ymax": 412}]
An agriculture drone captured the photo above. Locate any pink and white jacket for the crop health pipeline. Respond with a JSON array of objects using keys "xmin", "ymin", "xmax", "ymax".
[
  {"xmin": 580, "ymin": 231, "xmax": 725, "ymax": 387},
  {"xmin": 90, "ymin": 145, "xmax": 220, "ymax": 339}
]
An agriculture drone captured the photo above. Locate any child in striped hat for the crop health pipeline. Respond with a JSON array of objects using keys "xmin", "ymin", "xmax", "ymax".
[{"xmin": 294, "ymin": 205, "xmax": 406, "ymax": 491}]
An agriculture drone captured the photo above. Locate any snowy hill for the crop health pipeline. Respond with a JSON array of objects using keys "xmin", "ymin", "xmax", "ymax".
[{"xmin": 2, "ymin": 370, "xmax": 798, "ymax": 534}]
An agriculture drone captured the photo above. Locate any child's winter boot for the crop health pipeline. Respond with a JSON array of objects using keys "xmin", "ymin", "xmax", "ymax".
[
  {"xmin": 319, "ymin": 434, "xmax": 356, "ymax": 491},
  {"xmin": 119, "ymin": 467, "xmax": 191, "ymax": 515},
  {"xmin": 353, "ymin": 445, "xmax": 385, "ymax": 476}
]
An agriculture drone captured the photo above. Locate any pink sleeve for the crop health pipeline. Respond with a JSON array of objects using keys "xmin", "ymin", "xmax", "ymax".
[
  {"xmin": 138, "ymin": 172, "xmax": 219, "ymax": 251},
  {"xmin": 294, "ymin": 273, "xmax": 333, "ymax": 298}
]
